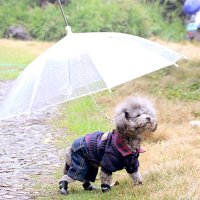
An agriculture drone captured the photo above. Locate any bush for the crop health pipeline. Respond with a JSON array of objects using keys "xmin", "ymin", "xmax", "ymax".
[{"xmin": 0, "ymin": 0, "xmax": 185, "ymax": 41}]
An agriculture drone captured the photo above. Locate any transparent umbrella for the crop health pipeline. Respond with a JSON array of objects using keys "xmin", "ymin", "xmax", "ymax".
[{"xmin": 0, "ymin": 27, "xmax": 183, "ymax": 120}]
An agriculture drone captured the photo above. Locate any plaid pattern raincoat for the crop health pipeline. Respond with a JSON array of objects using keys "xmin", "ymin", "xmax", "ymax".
[{"xmin": 67, "ymin": 131, "xmax": 139, "ymax": 182}]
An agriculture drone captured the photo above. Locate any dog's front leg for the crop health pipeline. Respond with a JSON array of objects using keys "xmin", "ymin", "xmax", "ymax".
[
  {"xmin": 100, "ymin": 170, "xmax": 112, "ymax": 192},
  {"xmin": 129, "ymin": 171, "xmax": 142, "ymax": 186}
]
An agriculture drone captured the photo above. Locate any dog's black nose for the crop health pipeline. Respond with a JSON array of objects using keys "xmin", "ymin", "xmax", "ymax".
[{"xmin": 146, "ymin": 117, "xmax": 151, "ymax": 122}]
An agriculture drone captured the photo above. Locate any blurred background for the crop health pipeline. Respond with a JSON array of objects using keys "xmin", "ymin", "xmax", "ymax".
[{"xmin": 0, "ymin": 0, "xmax": 192, "ymax": 41}]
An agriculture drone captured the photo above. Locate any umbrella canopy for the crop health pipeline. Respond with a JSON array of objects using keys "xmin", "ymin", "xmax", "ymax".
[{"xmin": 0, "ymin": 31, "xmax": 183, "ymax": 120}]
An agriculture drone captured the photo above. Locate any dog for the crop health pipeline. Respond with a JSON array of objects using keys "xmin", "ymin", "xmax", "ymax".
[{"xmin": 59, "ymin": 96, "xmax": 157, "ymax": 195}]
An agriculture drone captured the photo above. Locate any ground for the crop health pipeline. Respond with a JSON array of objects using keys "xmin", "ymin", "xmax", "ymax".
[
  {"xmin": 0, "ymin": 38, "xmax": 200, "ymax": 200},
  {"xmin": 0, "ymin": 81, "xmax": 64, "ymax": 199}
]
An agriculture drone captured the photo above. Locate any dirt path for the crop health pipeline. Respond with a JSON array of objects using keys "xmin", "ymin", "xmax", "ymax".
[{"xmin": 0, "ymin": 81, "xmax": 63, "ymax": 200}]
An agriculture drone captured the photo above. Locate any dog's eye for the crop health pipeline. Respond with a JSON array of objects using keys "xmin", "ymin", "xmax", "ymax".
[{"xmin": 136, "ymin": 114, "xmax": 140, "ymax": 117}]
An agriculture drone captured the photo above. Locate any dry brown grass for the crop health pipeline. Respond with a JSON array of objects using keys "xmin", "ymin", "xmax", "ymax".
[
  {"xmin": 151, "ymin": 38, "xmax": 200, "ymax": 62},
  {"xmin": 99, "ymin": 93, "xmax": 200, "ymax": 199},
  {"xmin": 30, "ymin": 37, "xmax": 199, "ymax": 199},
  {"xmin": 97, "ymin": 83, "xmax": 200, "ymax": 200},
  {"xmin": 95, "ymin": 47, "xmax": 200, "ymax": 199},
  {"xmin": 0, "ymin": 39, "xmax": 54, "ymax": 56}
]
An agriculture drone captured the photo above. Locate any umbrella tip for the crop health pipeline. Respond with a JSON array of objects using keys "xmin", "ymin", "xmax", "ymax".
[
  {"xmin": 65, "ymin": 26, "xmax": 72, "ymax": 35},
  {"xmin": 174, "ymin": 63, "xmax": 179, "ymax": 67}
]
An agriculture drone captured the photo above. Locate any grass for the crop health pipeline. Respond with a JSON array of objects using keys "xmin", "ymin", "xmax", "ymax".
[
  {"xmin": 55, "ymin": 96, "xmax": 112, "ymax": 135},
  {"xmin": 0, "ymin": 39, "xmax": 200, "ymax": 199},
  {"xmin": 0, "ymin": 39, "xmax": 53, "ymax": 79},
  {"xmin": 40, "ymin": 40, "xmax": 200, "ymax": 199},
  {"xmin": 147, "ymin": 61, "xmax": 200, "ymax": 101}
]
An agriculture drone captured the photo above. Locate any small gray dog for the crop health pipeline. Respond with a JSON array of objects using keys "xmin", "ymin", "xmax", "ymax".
[{"xmin": 59, "ymin": 96, "xmax": 157, "ymax": 195}]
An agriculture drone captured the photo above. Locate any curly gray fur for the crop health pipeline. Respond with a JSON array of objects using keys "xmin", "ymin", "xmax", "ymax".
[
  {"xmin": 61, "ymin": 174, "xmax": 75, "ymax": 183},
  {"xmin": 129, "ymin": 171, "xmax": 142, "ymax": 186},
  {"xmin": 115, "ymin": 96, "xmax": 157, "ymax": 151},
  {"xmin": 100, "ymin": 170, "xmax": 112, "ymax": 185},
  {"xmin": 65, "ymin": 146, "xmax": 72, "ymax": 166},
  {"xmin": 113, "ymin": 96, "xmax": 157, "ymax": 186},
  {"xmin": 63, "ymin": 146, "xmax": 72, "ymax": 175}
]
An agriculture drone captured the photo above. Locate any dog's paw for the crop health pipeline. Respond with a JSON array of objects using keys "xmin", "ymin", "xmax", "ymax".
[
  {"xmin": 136, "ymin": 181, "xmax": 143, "ymax": 186},
  {"xmin": 60, "ymin": 188, "xmax": 68, "ymax": 195},
  {"xmin": 132, "ymin": 180, "xmax": 143, "ymax": 186},
  {"xmin": 130, "ymin": 171, "xmax": 143, "ymax": 186},
  {"xmin": 101, "ymin": 184, "xmax": 111, "ymax": 192}
]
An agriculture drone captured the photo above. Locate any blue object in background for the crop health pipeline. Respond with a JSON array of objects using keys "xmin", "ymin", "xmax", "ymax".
[
  {"xmin": 186, "ymin": 23, "xmax": 198, "ymax": 31},
  {"xmin": 183, "ymin": 0, "xmax": 200, "ymax": 14}
]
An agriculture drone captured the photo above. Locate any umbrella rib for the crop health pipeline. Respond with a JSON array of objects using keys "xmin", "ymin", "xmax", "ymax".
[
  {"xmin": 85, "ymin": 54, "xmax": 112, "ymax": 90},
  {"xmin": 27, "ymin": 66, "xmax": 44, "ymax": 118},
  {"xmin": 75, "ymin": 53, "xmax": 113, "ymax": 123}
]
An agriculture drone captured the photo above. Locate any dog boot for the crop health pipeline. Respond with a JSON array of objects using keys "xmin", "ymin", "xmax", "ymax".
[
  {"xmin": 82, "ymin": 181, "xmax": 97, "ymax": 191},
  {"xmin": 59, "ymin": 180, "xmax": 68, "ymax": 195},
  {"xmin": 101, "ymin": 184, "xmax": 111, "ymax": 192}
]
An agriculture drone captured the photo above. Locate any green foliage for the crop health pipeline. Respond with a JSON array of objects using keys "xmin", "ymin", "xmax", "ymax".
[
  {"xmin": 164, "ymin": 81, "xmax": 200, "ymax": 101},
  {"xmin": 148, "ymin": 62, "xmax": 200, "ymax": 101},
  {"xmin": 0, "ymin": 0, "xmax": 185, "ymax": 41},
  {"xmin": 27, "ymin": 5, "xmax": 66, "ymax": 40}
]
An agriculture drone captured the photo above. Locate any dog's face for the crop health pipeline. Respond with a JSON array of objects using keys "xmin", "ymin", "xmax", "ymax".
[{"xmin": 115, "ymin": 97, "xmax": 157, "ymax": 137}]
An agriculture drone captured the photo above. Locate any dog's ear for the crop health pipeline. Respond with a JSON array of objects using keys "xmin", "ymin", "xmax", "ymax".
[
  {"xmin": 151, "ymin": 121, "xmax": 157, "ymax": 132},
  {"xmin": 115, "ymin": 109, "xmax": 129, "ymax": 133}
]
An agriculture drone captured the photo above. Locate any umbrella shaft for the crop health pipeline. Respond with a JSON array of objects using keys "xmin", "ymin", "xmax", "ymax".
[{"xmin": 58, "ymin": 0, "xmax": 68, "ymax": 27}]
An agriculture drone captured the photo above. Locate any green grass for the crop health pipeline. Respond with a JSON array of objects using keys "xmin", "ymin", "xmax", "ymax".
[
  {"xmin": 42, "ymin": 59, "xmax": 199, "ymax": 200},
  {"xmin": 0, "ymin": 39, "xmax": 53, "ymax": 80},
  {"xmin": 0, "ymin": 45, "xmax": 36, "ymax": 79},
  {"xmin": 34, "ymin": 162, "xmax": 195, "ymax": 200},
  {"xmin": 147, "ymin": 61, "xmax": 200, "ymax": 101},
  {"xmin": 0, "ymin": 46, "xmax": 35, "ymax": 65},
  {"xmin": 53, "ymin": 96, "xmax": 112, "ymax": 139}
]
